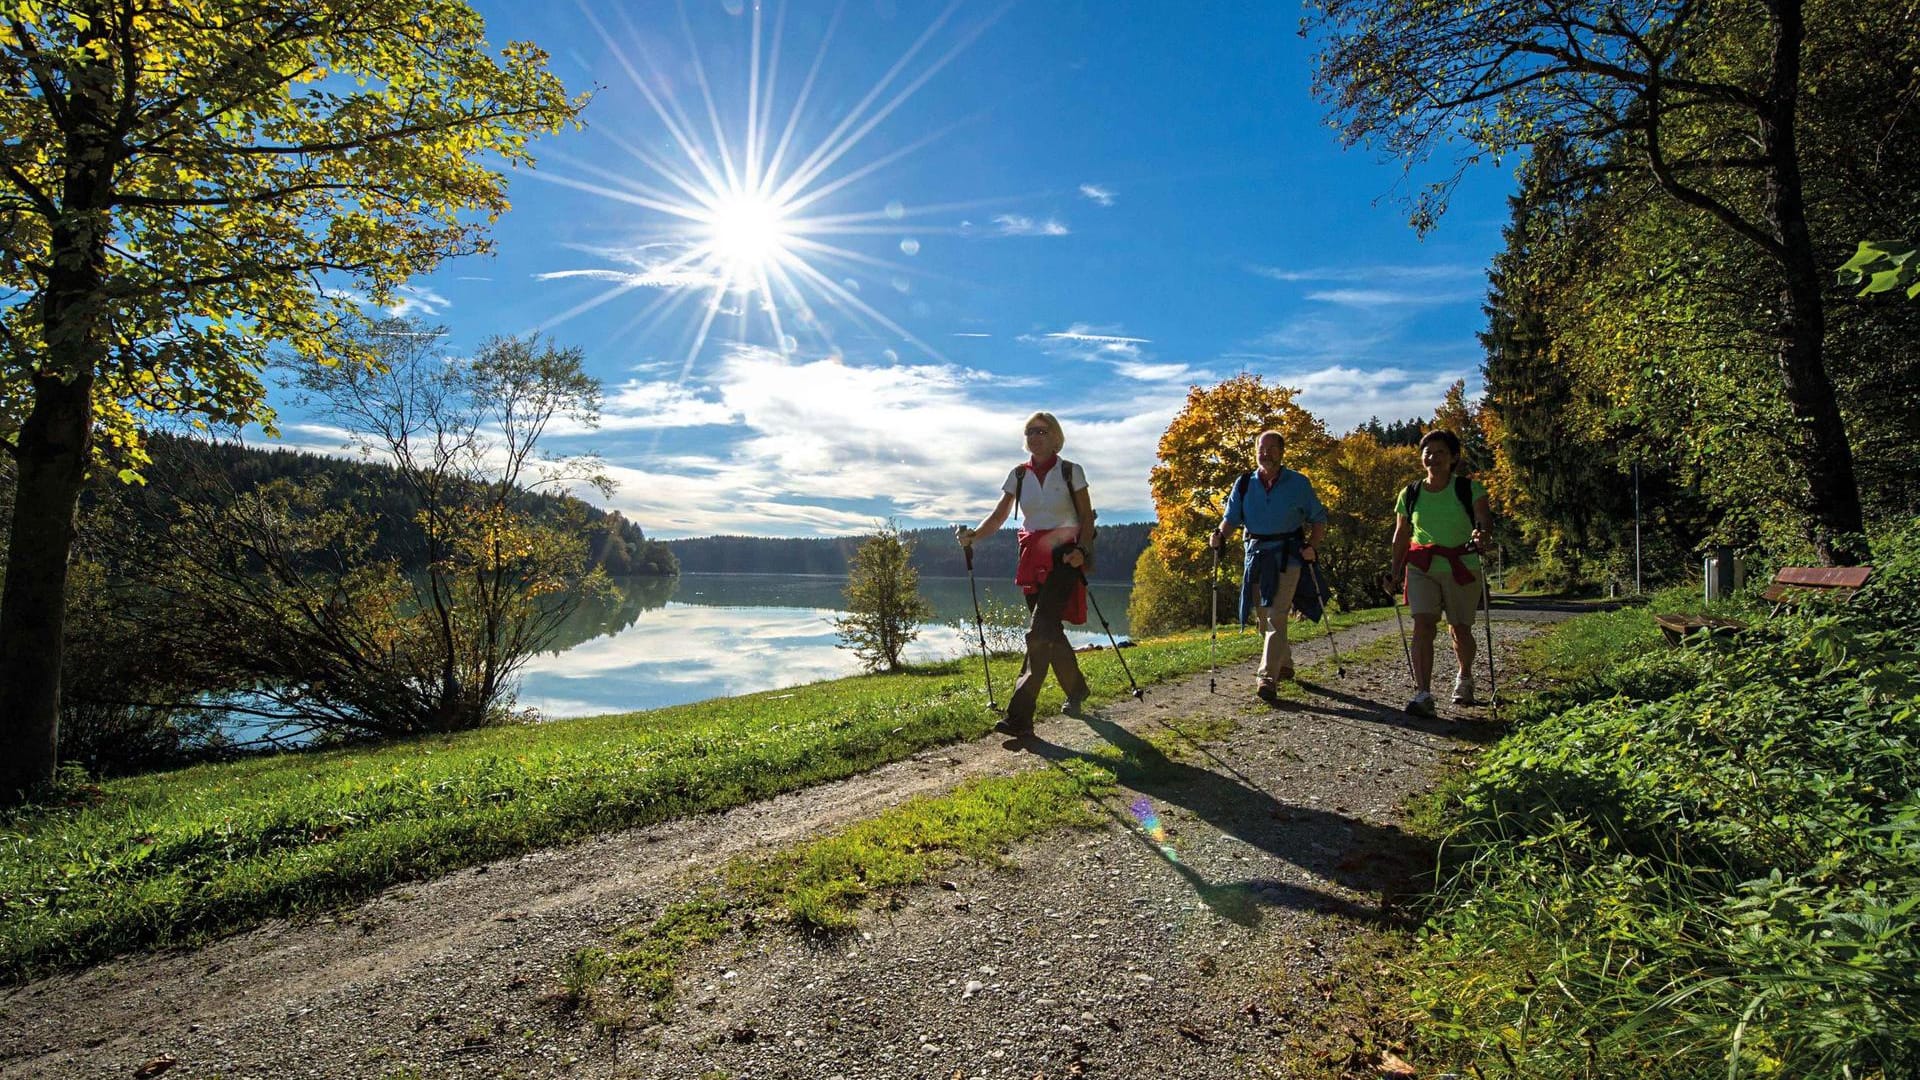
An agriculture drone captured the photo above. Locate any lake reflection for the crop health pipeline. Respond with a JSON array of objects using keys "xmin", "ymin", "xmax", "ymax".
[{"xmin": 518, "ymin": 573, "xmax": 1132, "ymax": 718}]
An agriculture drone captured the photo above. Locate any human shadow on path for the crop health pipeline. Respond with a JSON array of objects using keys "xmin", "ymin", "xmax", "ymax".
[
  {"xmin": 1020, "ymin": 714, "xmax": 1432, "ymax": 928},
  {"xmin": 1289, "ymin": 679, "xmax": 1504, "ymax": 746}
]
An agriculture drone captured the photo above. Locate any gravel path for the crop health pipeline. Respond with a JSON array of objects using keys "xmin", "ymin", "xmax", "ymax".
[{"xmin": 1, "ymin": 605, "xmax": 1570, "ymax": 1079}]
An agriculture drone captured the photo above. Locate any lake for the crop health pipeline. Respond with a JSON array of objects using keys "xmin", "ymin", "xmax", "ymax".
[{"xmin": 516, "ymin": 572, "xmax": 1134, "ymax": 718}]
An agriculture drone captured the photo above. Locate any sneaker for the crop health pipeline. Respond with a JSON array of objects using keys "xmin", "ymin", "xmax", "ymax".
[
  {"xmin": 1452, "ymin": 673, "xmax": 1476, "ymax": 706},
  {"xmin": 1406, "ymin": 691, "xmax": 1438, "ymax": 718},
  {"xmin": 1255, "ymin": 680, "xmax": 1280, "ymax": 705},
  {"xmin": 993, "ymin": 716, "xmax": 1034, "ymax": 737},
  {"xmin": 1060, "ymin": 697, "xmax": 1087, "ymax": 717}
]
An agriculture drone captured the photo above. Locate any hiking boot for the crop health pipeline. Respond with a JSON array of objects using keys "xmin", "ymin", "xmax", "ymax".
[
  {"xmin": 1406, "ymin": 691, "xmax": 1438, "ymax": 718},
  {"xmin": 1452, "ymin": 673, "xmax": 1476, "ymax": 706},
  {"xmin": 993, "ymin": 716, "xmax": 1034, "ymax": 737},
  {"xmin": 1060, "ymin": 697, "xmax": 1087, "ymax": 717},
  {"xmin": 1255, "ymin": 679, "xmax": 1280, "ymax": 705}
]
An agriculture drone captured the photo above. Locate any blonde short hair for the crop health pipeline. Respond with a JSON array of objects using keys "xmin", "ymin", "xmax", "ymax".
[
  {"xmin": 1024, "ymin": 411, "xmax": 1065, "ymax": 453},
  {"xmin": 1254, "ymin": 429, "xmax": 1284, "ymax": 450}
]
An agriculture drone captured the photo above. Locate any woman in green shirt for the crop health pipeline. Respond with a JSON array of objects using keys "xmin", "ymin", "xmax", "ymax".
[{"xmin": 1388, "ymin": 430, "xmax": 1494, "ymax": 718}]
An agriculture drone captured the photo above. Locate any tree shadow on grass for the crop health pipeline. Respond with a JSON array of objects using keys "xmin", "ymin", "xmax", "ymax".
[{"xmin": 1021, "ymin": 715, "xmax": 1433, "ymax": 929}]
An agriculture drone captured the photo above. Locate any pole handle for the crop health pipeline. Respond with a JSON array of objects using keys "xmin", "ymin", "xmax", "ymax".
[{"xmin": 963, "ymin": 544, "xmax": 974, "ymax": 571}]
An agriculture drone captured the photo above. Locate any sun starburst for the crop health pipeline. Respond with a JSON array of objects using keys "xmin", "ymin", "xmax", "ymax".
[{"xmin": 534, "ymin": 0, "xmax": 1014, "ymax": 373}]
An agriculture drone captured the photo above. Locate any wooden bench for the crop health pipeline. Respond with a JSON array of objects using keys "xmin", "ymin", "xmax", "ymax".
[
  {"xmin": 1653, "ymin": 564, "xmax": 1874, "ymax": 644},
  {"xmin": 1760, "ymin": 565, "xmax": 1874, "ymax": 613}
]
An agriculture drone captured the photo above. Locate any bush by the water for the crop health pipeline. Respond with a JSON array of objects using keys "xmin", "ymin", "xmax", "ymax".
[{"xmin": 1401, "ymin": 525, "xmax": 1920, "ymax": 1078}]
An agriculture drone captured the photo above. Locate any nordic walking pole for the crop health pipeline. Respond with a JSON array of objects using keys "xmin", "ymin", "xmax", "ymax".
[
  {"xmin": 1382, "ymin": 568, "xmax": 1417, "ymax": 687},
  {"xmin": 1307, "ymin": 559, "xmax": 1345, "ymax": 678},
  {"xmin": 1085, "ymin": 582, "xmax": 1144, "ymax": 700},
  {"xmin": 1209, "ymin": 545, "xmax": 1219, "ymax": 694},
  {"xmin": 962, "ymin": 542, "xmax": 996, "ymax": 709},
  {"xmin": 1476, "ymin": 544, "xmax": 1500, "ymax": 722}
]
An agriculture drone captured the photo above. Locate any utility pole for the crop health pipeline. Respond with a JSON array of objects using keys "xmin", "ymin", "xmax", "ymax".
[{"xmin": 1633, "ymin": 460, "xmax": 1643, "ymax": 595}]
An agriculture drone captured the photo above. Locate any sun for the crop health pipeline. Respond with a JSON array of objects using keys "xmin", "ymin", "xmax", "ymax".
[
  {"xmin": 537, "ymin": 1, "xmax": 1012, "ymax": 367},
  {"xmin": 700, "ymin": 190, "xmax": 794, "ymax": 281}
]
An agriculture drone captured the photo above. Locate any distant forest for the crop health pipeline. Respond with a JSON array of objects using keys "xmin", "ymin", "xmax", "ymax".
[
  {"xmin": 667, "ymin": 521, "xmax": 1155, "ymax": 583},
  {"xmin": 57, "ymin": 432, "xmax": 679, "ymax": 577}
]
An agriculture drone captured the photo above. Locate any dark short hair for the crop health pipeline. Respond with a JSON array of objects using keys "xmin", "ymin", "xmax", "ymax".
[{"xmin": 1418, "ymin": 429, "xmax": 1462, "ymax": 456}]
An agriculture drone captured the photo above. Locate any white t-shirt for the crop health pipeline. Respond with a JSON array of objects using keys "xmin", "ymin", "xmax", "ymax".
[{"xmin": 1002, "ymin": 458, "xmax": 1087, "ymax": 531}]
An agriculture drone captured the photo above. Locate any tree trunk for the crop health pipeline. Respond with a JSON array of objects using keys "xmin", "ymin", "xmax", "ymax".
[
  {"xmin": 0, "ymin": 46, "xmax": 115, "ymax": 803},
  {"xmin": 1763, "ymin": 0, "xmax": 1867, "ymax": 565},
  {"xmin": 0, "ymin": 376, "xmax": 93, "ymax": 802}
]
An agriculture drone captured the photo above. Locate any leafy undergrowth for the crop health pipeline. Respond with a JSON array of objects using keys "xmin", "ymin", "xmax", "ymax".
[
  {"xmin": 0, "ymin": 607, "xmax": 1387, "ymax": 983},
  {"xmin": 1331, "ymin": 526, "xmax": 1920, "ymax": 1079}
]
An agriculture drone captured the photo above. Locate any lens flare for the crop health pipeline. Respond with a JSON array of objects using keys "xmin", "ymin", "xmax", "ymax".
[{"xmin": 1130, "ymin": 796, "xmax": 1179, "ymax": 863}]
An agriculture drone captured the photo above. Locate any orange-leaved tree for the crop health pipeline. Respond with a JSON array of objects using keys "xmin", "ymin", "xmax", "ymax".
[
  {"xmin": 1133, "ymin": 376, "xmax": 1335, "ymax": 635},
  {"xmin": 1313, "ymin": 432, "xmax": 1419, "ymax": 608}
]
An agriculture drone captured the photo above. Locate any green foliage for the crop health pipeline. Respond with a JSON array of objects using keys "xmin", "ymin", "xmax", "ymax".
[
  {"xmin": 0, "ymin": 0, "xmax": 585, "ymax": 799},
  {"xmin": 1399, "ymin": 521, "xmax": 1920, "ymax": 1078},
  {"xmin": 833, "ymin": 521, "xmax": 934, "ymax": 674},
  {"xmin": 1839, "ymin": 241, "xmax": 1920, "ymax": 300},
  {"xmin": 147, "ymin": 329, "xmax": 616, "ymax": 739},
  {"xmin": 1126, "ymin": 542, "xmax": 1213, "ymax": 638}
]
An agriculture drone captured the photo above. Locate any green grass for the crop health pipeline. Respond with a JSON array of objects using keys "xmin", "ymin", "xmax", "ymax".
[
  {"xmin": 0, "ymin": 606, "xmax": 1389, "ymax": 983},
  {"xmin": 1361, "ymin": 534, "xmax": 1920, "ymax": 1080}
]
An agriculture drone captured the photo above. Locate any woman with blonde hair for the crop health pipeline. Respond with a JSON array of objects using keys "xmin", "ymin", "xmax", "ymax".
[{"xmin": 955, "ymin": 411, "xmax": 1095, "ymax": 737}]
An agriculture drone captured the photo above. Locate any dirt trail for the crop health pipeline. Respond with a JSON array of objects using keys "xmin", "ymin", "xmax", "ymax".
[{"xmin": 0, "ymin": 608, "xmax": 1567, "ymax": 1079}]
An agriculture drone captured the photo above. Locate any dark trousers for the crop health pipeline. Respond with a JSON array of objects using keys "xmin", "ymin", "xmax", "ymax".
[{"xmin": 1004, "ymin": 549, "xmax": 1089, "ymax": 726}]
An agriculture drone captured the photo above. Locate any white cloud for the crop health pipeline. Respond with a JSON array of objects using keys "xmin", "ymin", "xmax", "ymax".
[
  {"xmin": 536, "ymin": 266, "xmax": 723, "ymax": 290},
  {"xmin": 1020, "ymin": 324, "xmax": 1200, "ymax": 388},
  {"xmin": 986, "ymin": 214, "xmax": 1070, "ymax": 237},
  {"xmin": 1305, "ymin": 288, "xmax": 1481, "ymax": 306},
  {"xmin": 952, "ymin": 332, "xmax": 991, "ymax": 338},
  {"xmin": 566, "ymin": 342, "xmax": 1181, "ymax": 536},
  {"xmin": 1249, "ymin": 263, "xmax": 1486, "ymax": 284},
  {"xmin": 386, "ymin": 285, "xmax": 451, "ymax": 318},
  {"xmin": 1078, "ymin": 183, "xmax": 1115, "ymax": 207}
]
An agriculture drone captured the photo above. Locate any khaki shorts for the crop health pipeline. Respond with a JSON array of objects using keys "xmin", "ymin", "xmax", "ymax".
[{"xmin": 1406, "ymin": 561, "xmax": 1481, "ymax": 626}]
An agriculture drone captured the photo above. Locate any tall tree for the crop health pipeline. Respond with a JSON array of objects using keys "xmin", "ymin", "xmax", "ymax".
[
  {"xmin": 1306, "ymin": 0, "xmax": 1868, "ymax": 564},
  {"xmin": 0, "ymin": 1, "xmax": 582, "ymax": 800}
]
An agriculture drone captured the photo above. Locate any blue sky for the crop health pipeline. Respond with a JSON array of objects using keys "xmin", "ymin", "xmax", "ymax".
[{"xmin": 283, "ymin": 0, "xmax": 1517, "ymax": 538}]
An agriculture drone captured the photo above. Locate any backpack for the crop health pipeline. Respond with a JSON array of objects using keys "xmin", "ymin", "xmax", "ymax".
[
  {"xmin": 1014, "ymin": 459, "xmax": 1097, "ymax": 573},
  {"xmin": 1402, "ymin": 475, "xmax": 1477, "ymax": 521}
]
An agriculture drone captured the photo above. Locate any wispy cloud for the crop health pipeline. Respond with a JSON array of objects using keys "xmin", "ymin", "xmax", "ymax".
[
  {"xmin": 1078, "ymin": 183, "xmax": 1115, "ymax": 207},
  {"xmin": 984, "ymin": 214, "xmax": 1070, "ymax": 237},
  {"xmin": 1249, "ymin": 263, "xmax": 1486, "ymax": 284},
  {"xmin": 387, "ymin": 285, "xmax": 451, "ymax": 318},
  {"xmin": 1305, "ymin": 287, "xmax": 1480, "ymax": 306},
  {"xmin": 1022, "ymin": 324, "xmax": 1203, "ymax": 387},
  {"xmin": 952, "ymin": 331, "xmax": 992, "ymax": 338}
]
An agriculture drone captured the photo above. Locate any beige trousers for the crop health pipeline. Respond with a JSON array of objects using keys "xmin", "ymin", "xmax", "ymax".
[{"xmin": 1250, "ymin": 562, "xmax": 1303, "ymax": 681}]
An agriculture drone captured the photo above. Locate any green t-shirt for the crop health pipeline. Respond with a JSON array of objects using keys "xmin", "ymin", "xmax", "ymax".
[{"xmin": 1395, "ymin": 477, "xmax": 1487, "ymax": 569}]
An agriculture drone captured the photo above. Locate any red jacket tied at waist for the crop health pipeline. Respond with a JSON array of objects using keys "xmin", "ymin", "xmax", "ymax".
[
  {"xmin": 1016, "ymin": 526, "xmax": 1087, "ymax": 625},
  {"xmin": 1406, "ymin": 542, "xmax": 1479, "ymax": 589}
]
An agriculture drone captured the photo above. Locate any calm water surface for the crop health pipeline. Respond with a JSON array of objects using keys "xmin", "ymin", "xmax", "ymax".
[{"xmin": 517, "ymin": 573, "xmax": 1133, "ymax": 718}]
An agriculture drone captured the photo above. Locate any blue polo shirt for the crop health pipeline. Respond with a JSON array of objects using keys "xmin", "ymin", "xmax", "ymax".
[{"xmin": 1222, "ymin": 468, "xmax": 1327, "ymax": 538}]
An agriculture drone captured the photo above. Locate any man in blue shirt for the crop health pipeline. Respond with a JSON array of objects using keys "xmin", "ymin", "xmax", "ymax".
[{"xmin": 1209, "ymin": 430, "xmax": 1329, "ymax": 703}]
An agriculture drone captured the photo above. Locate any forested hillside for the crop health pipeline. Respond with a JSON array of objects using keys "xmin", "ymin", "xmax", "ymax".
[
  {"xmin": 667, "ymin": 521, "xmax": 1154, "ymax": 583},
  {"xmin": 81, "ymin": 432, "xmax": 678, "ymax": 577}
]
